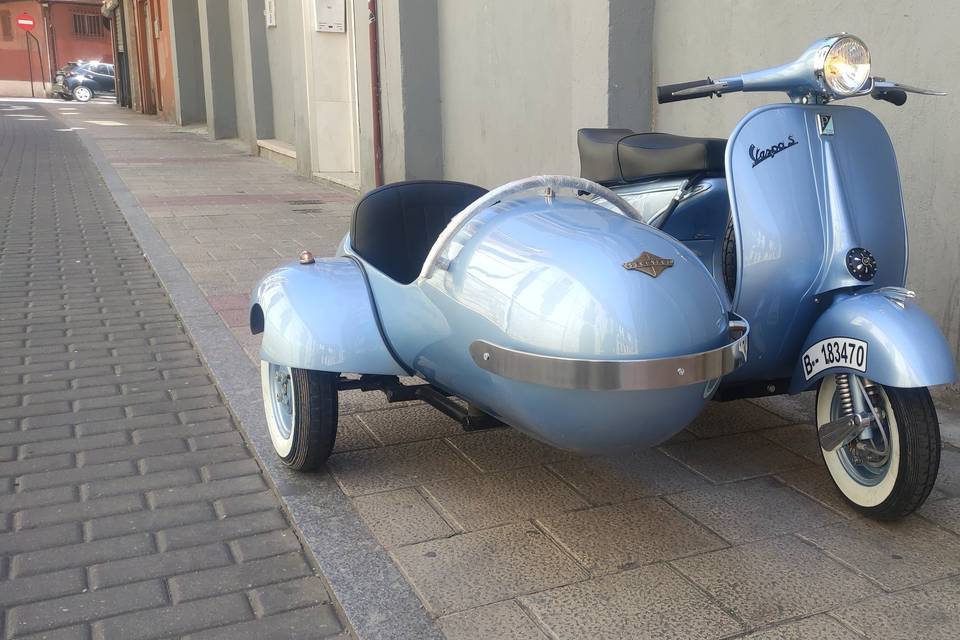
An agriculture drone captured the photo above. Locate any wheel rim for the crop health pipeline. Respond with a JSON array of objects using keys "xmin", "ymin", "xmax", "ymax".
[
  {"xmin": 75, "ymin": 87, "xmax": 91, "ymax": 101},
  {"xmin": 267, "ymin": 363, "xmax": 295, "ymax": 443},
  {"xmin": 818, "ymin": 375, "xmax": 900, "ymax": 508},
  {"xmin": 829, "ymin": 381, "xmax": 893, "ymax": 486}
]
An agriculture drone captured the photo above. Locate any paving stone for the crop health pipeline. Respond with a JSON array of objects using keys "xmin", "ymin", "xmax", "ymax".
[
  {"xmin": 353, "ymin": 487, "xmax": 455, "ymax": 547},
  {"xmin": 738, "ymin": 615, "xmax": 862, "ymax": 639},
  {"xmin": 79, "ymin": 438, "xmax": 188, "ymax": 466},
  {"xmin": 332, "ymin": 415, "xmax": 378, "ymax": 453},
  {"xmin": 16, "ymin": 461, "xmax": 137, "ymax": 491},
  {"xmin": 686, "ymin": 400, "xmax": 788, "ymax": 438},
  {"xmin": 91, "ymin": 592, "xmax": 253, "ymax": 640},
  {"xmin": 248, "ymin": 576, "xmax": 332, "ymax": 617},
  {"xmin": 227, "ymin": 529, "xmax": 304, "ymax": 562},
  {"xmin": 761, "ymin": 423, "xmax": 824, "ymax": 464},
  {"xmin": 750, "ymin": 393, "xmax": 817, "ymax": 424},
  {"xmin": 0, "ymin": 568, "xmax": 86, "ymax": 608},
  {"xmin": 547, "ymin": 449, "xmax": 709, "ymax": 504},
  {"xmin": 139, "ymin": 445, "xmax": 250, "ymax": 473},
  {"xmin": 8, "ymin": 579, "xmax": 167, "ymax": 637},
  {"xmin": 661, "ymin": 432, "xmax": 810, "ymax": 483},
  {"xmin": 423, "ymin": 466, "xmax": 589, "ymax": 531},
  {"xmin": 0, "ymin": 453, "xmax": 74, "ymax": 477},
  {"xmin": 521, "ymin": 563, "xmax": 742, "ymax": 640},
  {"xmin": 0, "ymin": 522, "xmax": 83, "ymax": 556},
  {"xmin": 391, "ymin": 522, "xmax": 587, "ymax": 615},
  {"xmin": 90, "ymin": 542, "xmax": 234, "ymax": 589},
  {"xmin": 328, "ymin": 439, "xmax": 476, "ymax": 496},
  {"xmin": 146, "ymin": 474, "xmax": 266, "ymax": 508},
  {"xmin": 357, "ymin": 404, "xmax": 463, "ymax": 445},
  {"xmin": 538, "ymin": 497, "xmax": 727, "ymax": 575},
  {"xmin": 799, "ymin": 516, "xmax": 960, "ymax": 590},
  {"xmin": 665, "ymin": 477, "xmax": 842, "ymax": 544},
  {"xmin": 834, "ymin": 574, "xmax": 960, "ymax": 640},
  {"xmin": 439, "ymin": 600, "xmax": 549, "ymax": 640},
  {"xmin": 775, "ymin": 465, "xmax": 859, "ymax": 517},
  {"xmin": 83, "ymin": 468, "xmax": 200, "ymax": 499},
  {"xmin": 169, "ymin": 552, "xmax": 312, "ymax": 603},
  {"xmin": 214, "ymin": 490, "xmax": 281, "ymax": 518},
  {"xmin": 182, "ymin": 605, "xmax": 343, "ymax": 640},
  {"xmin": 935, "ymin": 448, "xmax": 960, "ymax": 497},
  {"xmin": 201, "ymin": 458, "xmax": 262, "ymax": 481},
  {"xmin": 14, "ymin": 532, "xmax": 155, "ymax": 577},
  {"xmin": 445, "ymin": 428, "xmax": 576, "ymax": 472},
  {"xmin": 0, "ymin": 485, "xmax": 77, "ymax": 512},
  {"xmin": 17, "ymin": 493, "xmax": 143, "ymax": 530},
  {"xmin": 0, "ymin": 425, "xmax": 74, "ymax": 447},
  {"xmin": 672, "ymin": 536, "xmax": 877, "ymax": 626},
  {"xmin": 87, "ymin": 501, "xmax": 217, "ymax": 540},
  {"xmin": 158, "ymin": 509, "xmax": 288, "ymax": 551},
  {"xmin": 919, "ymin": 495, "xmax": 960, "ymax": 534}
]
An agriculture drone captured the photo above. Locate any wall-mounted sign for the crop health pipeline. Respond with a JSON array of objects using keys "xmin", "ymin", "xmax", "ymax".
[
  {"xmin": 16, "ymin": 13, "xmax": 36, "ymax": 32},
  {"xmin": 315, "ymin": 0, "xmax": 345, "ymax": 33}
]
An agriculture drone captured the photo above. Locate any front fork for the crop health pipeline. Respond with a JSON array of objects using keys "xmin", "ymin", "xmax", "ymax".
[{"xmin": 828, "ymin": 373, "xmax": 889, "ymax": 464}]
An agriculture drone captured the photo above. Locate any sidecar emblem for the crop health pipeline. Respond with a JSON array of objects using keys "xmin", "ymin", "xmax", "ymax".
[
  {"xmin": 817, "ymin": 114, "xmax": 835, "ymax": 136},
  {"xmin": 624, "ymin": 252, "xmax": 674, "ymax": 277},
  {"xmin": 748, "ymin": 135, "xmax": 798, "ymax": 167}
]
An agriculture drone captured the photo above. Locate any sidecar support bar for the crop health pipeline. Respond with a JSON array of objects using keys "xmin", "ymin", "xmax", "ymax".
[
  {"xmin": 337, "ymin": 375, "xmax": 505, "ymax": 431},
  {"xmin": 470, "ymin": 314, "xmax": 749, "ymax": 391}
]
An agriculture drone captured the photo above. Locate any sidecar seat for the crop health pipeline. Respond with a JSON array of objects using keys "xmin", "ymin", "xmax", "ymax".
[
  {"xmin": 578, "ymin": 129, "xmax": 727, "ymax": 185},
  {"xmin": 351, "ymin": 180, "xmax": 488, "ymax": 284}
]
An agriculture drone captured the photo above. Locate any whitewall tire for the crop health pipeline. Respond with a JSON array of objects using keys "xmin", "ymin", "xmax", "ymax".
[{"xmin": 260, "ymin": 361, "xmax": 338, "ymax": 471}]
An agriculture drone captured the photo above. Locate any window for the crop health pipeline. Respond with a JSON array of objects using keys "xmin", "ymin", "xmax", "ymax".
[
  {"xmin": 0, "ymin": 11, "xmax": 12, "ymax": 41},
  {"xmin": 72, "ymin": 12, "xmax": 104, "ymax": 39}
]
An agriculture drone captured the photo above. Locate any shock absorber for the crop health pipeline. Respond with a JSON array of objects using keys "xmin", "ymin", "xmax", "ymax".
[{"xmin": 835, "ymin": 373, "xmax": 854, "ymax": 416}]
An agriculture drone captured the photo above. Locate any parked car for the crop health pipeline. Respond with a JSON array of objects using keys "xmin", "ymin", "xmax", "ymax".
[{"xmin": 53, "ymin": 61, "xmax": 115, "ymax": 102}]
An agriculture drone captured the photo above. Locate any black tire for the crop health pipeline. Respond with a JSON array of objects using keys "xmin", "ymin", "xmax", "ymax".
[
  {"xmin": 722, "ymin": 217, "xmax": 737, "ymax": 300},
  {"xmin": 261, "ymin": 362, "xmax": 338, "ymax": 471},
  {"xmin": 818, "ymin": 380, "xmax": 940, "ymax": 520},
  {"xmin": 72, "ymin": 85, "xmax": 93, "ymax": 102}
]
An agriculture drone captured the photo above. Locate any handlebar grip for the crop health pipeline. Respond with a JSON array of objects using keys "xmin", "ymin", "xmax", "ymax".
[
  {"xmin": 657, "ymin": 79, "xmax": 714, "ymax": 104},
  {"xmin": 872, "ymin": 88, "xmax": 907, "ymax": 106}
]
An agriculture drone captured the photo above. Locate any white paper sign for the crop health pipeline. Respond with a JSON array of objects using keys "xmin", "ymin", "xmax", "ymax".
[{"xmin": 316, "ymin": 0, "xmax": 345, "ymax": 32}]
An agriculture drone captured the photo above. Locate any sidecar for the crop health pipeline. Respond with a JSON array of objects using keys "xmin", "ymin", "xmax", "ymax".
[{"xmin": 250, "ymin": 176, "xmax": 748, "ymax": 468}]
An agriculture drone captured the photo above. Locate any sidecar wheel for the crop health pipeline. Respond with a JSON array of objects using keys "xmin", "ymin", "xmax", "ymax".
[
  {"xmin": 260, "ymin": 361, "xmax": 338, "ymax": 471},
  {"xmin": 817, "ymin": 376, "xmax": 940, "ymax": 520}
]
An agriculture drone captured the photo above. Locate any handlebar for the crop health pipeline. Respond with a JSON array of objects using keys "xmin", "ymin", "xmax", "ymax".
[{"xmin": 657, "ymin": 79, "xmax": 716, "ymax": 104}]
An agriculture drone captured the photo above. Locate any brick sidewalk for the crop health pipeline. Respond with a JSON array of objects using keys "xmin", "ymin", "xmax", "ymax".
[
  {"xmin": 0, "ymin": 104, "xmax": 347, "ymax": 637},
  {"xmin": 35, "ymin": 100, "xmax": 960, "ymax": 640}
]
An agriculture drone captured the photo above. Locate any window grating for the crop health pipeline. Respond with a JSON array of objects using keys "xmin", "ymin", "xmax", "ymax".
[{"xmin": 72, "ymin": 12, "xmax": 104, "ymax": 39}]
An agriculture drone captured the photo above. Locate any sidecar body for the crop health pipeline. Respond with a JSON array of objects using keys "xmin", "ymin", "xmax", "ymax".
[{"xmin": 251, "ymin": 177, "xmax": 748, "ymax": 454}]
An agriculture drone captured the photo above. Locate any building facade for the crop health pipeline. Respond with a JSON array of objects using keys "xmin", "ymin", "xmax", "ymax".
[
  {"xmin": 89, "ymin": 0, "xmax": 960, "ymax": 370},
  {"xmin": 0, "ymin": 0, "xmax": 112, "ymax": 97}
]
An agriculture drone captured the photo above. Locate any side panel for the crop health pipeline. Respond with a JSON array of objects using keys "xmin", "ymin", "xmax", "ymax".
[
  {"xmin": 250, "ymin": 257, "xmax": 406, "ymax": 375},
  {"xmin": 789, "ymin": 292, "xmax": 956, "ymax": 392},
  {"xmin": 727, "ymin": 104, "xmax": 908, "ymax": 381}
]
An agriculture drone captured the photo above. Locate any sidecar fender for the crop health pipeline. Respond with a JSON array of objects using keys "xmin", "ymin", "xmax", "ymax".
[
  {"xmin": 789, "ymin": 291, "xmax": 957, "ymax": 393},
  {"xmin": 249, "ymin": 257, "xmax": 407, "ymax": 375}
]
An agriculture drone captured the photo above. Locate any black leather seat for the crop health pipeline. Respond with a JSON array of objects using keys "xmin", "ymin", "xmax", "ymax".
[
  {"xmin": 351, "ymin": 180, "xmax": 487, "ymax": 284},
  {"xmin": 578, "ymin": 128, "xmax": 727, "ymax": 185}
]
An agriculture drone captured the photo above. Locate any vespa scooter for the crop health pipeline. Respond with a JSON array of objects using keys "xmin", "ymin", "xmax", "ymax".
[{"xmin": 578, "ymin": 34, "xmax": 956, "ymax": 519}]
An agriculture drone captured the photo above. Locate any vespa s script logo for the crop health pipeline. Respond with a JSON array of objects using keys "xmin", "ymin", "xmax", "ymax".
[{"xmin": 748, "ymin": 135, "xmax": 798, "ymax": 168}]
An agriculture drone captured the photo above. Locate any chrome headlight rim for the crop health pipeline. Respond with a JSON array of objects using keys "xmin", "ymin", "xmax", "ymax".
[{"xmin": 818, "ymin": 35, "xmax": 871, "ymax": 98}]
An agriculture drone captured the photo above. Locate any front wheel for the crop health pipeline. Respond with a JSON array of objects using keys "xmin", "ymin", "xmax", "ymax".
[
  {"xmin": 260, "ymin": 361, "xmax": 338, "ymax": 471},
  {"xmin": 817, "ymin": 375, "xmax": 940, "ymax": 520}
]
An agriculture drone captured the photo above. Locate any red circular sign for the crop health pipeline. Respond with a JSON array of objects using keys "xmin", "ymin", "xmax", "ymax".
[{"xmin": 16, "ymin": 13, "xmax": 36, "ymax": 31}]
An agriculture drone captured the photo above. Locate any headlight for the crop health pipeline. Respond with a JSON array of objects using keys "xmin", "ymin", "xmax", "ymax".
[{"xmin": 822, "ymin": 36, "xmax": 871, "ymax": 96}]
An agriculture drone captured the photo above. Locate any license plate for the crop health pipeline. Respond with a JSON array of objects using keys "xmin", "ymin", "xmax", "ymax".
[{"xmin": 802, "ymin": 337, "xmax": 868, "ymax": 380}]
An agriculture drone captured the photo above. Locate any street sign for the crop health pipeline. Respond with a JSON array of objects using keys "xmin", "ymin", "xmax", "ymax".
[{"xmin": 16, "ymin": 13, "xmax": 36, "ymax": 31}]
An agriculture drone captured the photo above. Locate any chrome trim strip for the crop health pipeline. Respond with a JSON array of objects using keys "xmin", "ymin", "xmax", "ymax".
[{"xmin": 469, "ymin": 314, "xmax": 749, "ymax": 391}]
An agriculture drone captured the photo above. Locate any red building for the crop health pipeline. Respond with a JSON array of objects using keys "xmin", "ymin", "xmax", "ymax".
[{"xmin": 0, "ymin": 0, "xmax": 112, "ymax": 97}]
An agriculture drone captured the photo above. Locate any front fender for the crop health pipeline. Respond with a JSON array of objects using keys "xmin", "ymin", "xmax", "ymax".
[
  {"xmin": 789, "ymin": 291, "xmax": 957, "ymax": 392},
  {"xmin": 250, "ymin": 257, "xmax": 407, "ymax": 375}
]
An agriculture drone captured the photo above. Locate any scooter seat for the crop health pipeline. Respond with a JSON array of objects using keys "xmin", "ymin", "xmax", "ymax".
[
  {"xmin": 578, "ymin": 129, "xmax": 727, "ymax": 185},
  {"xmin": 351, "ymin": 180, "xmax": 488, "ymax": 284}
]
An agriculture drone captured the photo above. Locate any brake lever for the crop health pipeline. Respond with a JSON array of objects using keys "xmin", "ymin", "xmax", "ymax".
[{"xmin": 873, "ymin": 78, "xmax": 946, "ymax": 96}]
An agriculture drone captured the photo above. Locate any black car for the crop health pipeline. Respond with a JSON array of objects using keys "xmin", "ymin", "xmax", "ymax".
[{"xmin": 53, "ymin": 61, "xmax": 115, "ymax": 102}]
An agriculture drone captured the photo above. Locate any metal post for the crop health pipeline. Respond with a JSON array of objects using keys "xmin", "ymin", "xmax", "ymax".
[
  {"xmin": 26, "ymin": 31, "xmax": 34, "ymax": 97},
  {"xmin": 367, "ymin": 0, "xmax": 384, "ymax": 186}
]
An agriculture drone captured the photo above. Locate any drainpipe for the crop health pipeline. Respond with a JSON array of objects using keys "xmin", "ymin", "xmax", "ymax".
[{"xmin": 367, "ymin": 0, "xmax": 384, "ymax": 187}]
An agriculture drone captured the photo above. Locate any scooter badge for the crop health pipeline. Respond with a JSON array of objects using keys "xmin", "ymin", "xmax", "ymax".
[
  {"xmin": 623, "ymin": 251, "xmax": 674, "ymax": 277},
  {"xmin": 817, "ymin": 113, "xmax": 835, "ymax": 135}
]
